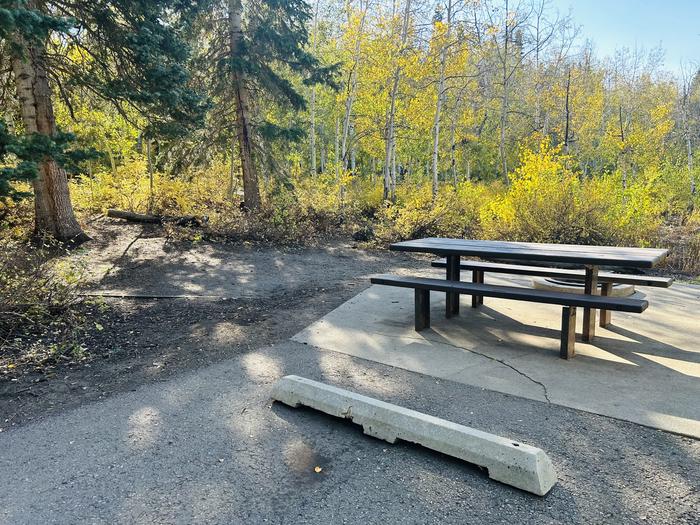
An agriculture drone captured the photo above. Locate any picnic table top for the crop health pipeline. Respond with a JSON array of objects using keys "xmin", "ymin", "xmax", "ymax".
[{"xmin": 389, "ymin": 238, "xmax": 669, "ymax": 268}]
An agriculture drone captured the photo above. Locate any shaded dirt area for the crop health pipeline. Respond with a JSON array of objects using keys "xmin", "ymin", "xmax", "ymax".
[{"xmin": 0, "ymin": 220, "xmax": 424, "ymax": 430}]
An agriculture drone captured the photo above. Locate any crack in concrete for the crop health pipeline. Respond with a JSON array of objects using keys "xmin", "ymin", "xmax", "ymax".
[
  {"xmin": 456, "ymin": 346, "xmax": 552, "ymax": 404},
  {"xmin": 376, "ymin": 330, "xmax": 552, "ymax": 404}
]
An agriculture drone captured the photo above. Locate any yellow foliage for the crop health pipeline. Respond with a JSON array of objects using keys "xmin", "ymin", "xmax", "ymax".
[
  {"xmin": 71, "ymin": 158, "xmax": 234, "ymax": 219},
  {"xmin": 480, "ymin": 142, "xmax": 661, "ymax": 245},
  {"xmin": 375, "ymin": 182, "xmax": 491, "ymax": 241},
  {"xmin": 62, "ymin": 142, "xmax": 670, "ymax": 249}
]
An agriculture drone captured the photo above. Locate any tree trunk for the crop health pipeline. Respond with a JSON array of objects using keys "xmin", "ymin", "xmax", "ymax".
[
  {"xmin": 533, "ymin": 1, "xmax": 543, "ymax": 133},
  {"xmin": 310, "ymin": 87, "xmax": 317, "ymax": 176},
  {"xmin": 309, "ymin": 0, "xmax": 320, "ymax": 176},
  {"xmin": 11, "ymin": 27, "xmax": 87, "ymax": 243},
  {"xmin": 384, "ymin": 0, "xmax": 411, "ymax": 202},
  {"xmin": 350, "ymin": 124, "xmax": 356, "ymax": 175},
  {"xmin": 619, "ymin": 105, "xmax": 627, "ymax": 191},
  {"xmin": 499, "ymin": 0, "xmax": 510, "ymax": 181},
  {"xmin": 390, "ymin": 140, "xmax": 397, "ymax": 198},
  {"xmin": 681, "ymin": 86, "xmax": 696, "ymax": 196},
  {"xmin": 383, "ymin": 105, "xmax": 394, "ymax": 201},
  {"xmin": 229, "ymin": 0, "xmax": 260, "ymax": 210},
  {"xmin": 688, "ymin": 139, "xmax": 696, "ymax": 196},
  {"xmin": 341, "ymin": 1, "xmax": 367, "ymax": 171},
  {"xmin": 450, "ymin": 118, "xmax": 457, "ymax": 188},
  {"xmin": 320, "ymin": 136, "xmax": 326, "ymax": 173},
  {"xmin": 106, "ymin": 147, "xmax": 117, "ymax": 177},
  {"xmin": 563, "ymin": 69, "xmax": 571, "ymax": 154},
  {"xmin": 228, "ymin": 138, "xmax": 237, "ymax": 201},
  {"xmin": 146, "ymin": 139, "xmax": 154, "ymax": 213},
  {"xmin": 334, "ymin": 116, "xmax": 340, "ymax": 193},
  {"xmin": 432, "ymin": 0, "xmax": 452, "ymax": 197}
]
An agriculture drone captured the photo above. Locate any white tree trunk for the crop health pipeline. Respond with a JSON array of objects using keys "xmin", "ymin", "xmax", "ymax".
[
  {"xmin": 681, "ymin": 84, "xmax": 696, "ymax": 195},
  {"xmin": 688, "ymin": 139, "xmax": 696, "ymax": 196},
  {"xmin": 11, "ymin": 19, "xmax": 87, "ymax": 243},
  {"xmin": 384, "ymin": 0, "xmax": 411, "ymax": 201},
  {"xmin": 499, "ymin": 0, "xmax": 510, "ymax": 181},
  {"xmin": 341, "ymin": 1, "xmax": 367, "ymax": 170},
  {"xmin": 350, "ymin": 125, "xmax": 356, "ymax": 174},
  {"xmin": 391, "ymin": 139, "xmax": 397, "ymax": 196},
  {"xmin": 431, "ymin": 0, "xmax": 452, "ymax": 197},
  {"xmin": 309, "ymin": 0, "xmax": 320, "ymax": 176},
  {"xmin": 336, "ymin": 116, "xmax": 345, "ymax": 203},
  {"xmin": 450, "ymin": 118, "xmax": 457, "ymax": 187}
]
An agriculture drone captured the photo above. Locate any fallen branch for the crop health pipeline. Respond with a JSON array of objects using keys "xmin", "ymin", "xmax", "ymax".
[
  {"xmin": 107, "ymin": 209, "xmax": 162, "ymax": 223},
  {"xmin": 107, "ymin": 209, "xmax": 207, "ymax": 227}
]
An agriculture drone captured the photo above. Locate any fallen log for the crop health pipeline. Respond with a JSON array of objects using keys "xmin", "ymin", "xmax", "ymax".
[
  {"xmin": 107, "ymin": 209, "xmax": 208, "ymax": 227},
  {"xmin": 107, "ymin": 209, "xmax": 162, "ymax": 223}
]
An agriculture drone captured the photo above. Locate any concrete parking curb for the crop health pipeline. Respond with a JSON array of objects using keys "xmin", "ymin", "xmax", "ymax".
[{"xmin": 271, "ymin": 375, "xmax": 557, "ymax": 496}]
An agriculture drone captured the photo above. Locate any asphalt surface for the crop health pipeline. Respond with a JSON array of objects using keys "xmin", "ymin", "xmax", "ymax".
[{"xmin": 1, "ymin": 341, "xmax": 697, "ymax": 524}]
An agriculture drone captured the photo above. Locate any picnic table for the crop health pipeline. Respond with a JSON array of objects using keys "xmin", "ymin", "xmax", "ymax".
[{"xmin": 372, "ymin": 238, "xmax": 671, "ymax": 358}]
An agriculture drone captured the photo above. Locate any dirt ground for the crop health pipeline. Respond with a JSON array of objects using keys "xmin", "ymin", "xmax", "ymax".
[{"xmin": 0, "ymin": 220, "xmax": 424, "ymax": 430}]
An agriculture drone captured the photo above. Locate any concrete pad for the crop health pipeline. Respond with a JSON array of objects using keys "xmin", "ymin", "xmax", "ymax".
[
  {"xmin": 272, "ymin": 375, "xmax": 558, "ymax": 495},
  {"xmin": 293, "ymin": 271, "xmax": 700, "ymax": 438}
]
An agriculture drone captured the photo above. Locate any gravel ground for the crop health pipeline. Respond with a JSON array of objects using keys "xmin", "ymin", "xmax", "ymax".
[{"xmin": 1, "ymin": 341, "xmax": 697, "ymax": 524}]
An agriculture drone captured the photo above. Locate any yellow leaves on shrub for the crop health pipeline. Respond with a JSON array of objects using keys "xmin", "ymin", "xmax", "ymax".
[
  {"xmin": 62, "ymin": 141, "xmax": 669, "ymax": 248},
  {"xmin": 481, "ymin": 142, "xmax": 582, "ymax": 243},
  {"xmin": 71, "ymin": 158, "xmax": 151, "ymax": 213},
  {"xmin": 294, "ymin": 171, "xmax": 342, "ymax": 213},
  {"xmin": 375, "ymin": 182, "xmax": 489, "ymax": 242},
  {"xmin": 70, "ymin": 158, "xmax": 235, "ymax": 218},
  {"xmin": 480, "ymin": 142, "xmax": 662, "ymax": 246}
]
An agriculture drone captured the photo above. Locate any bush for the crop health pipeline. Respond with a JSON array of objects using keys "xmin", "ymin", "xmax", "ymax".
[
  {"xmin": 660, "ymin": 212, "xmax": 700, "ymax": 276},
  {"xmin": 58, "ymin": 144, "xmax": 688, "ymax": 250},
  {"xmin": 71, "ymin": 158, "xmax": 234, "ymax": 218},
  {"xmin": 0, "ymin": 240, "xmax": 90, "ymax": 373},
  {"xmin": 71, "ymin": 158, "xmax": 351, "ymax": 244},
  {"xmin": 374, "ymin": 182, "xmax": 490, "ymax": 242},
  {"xmin": 0, "ymin": 188, "xmax": 34, "ymax": 240},
  {"xmin": 480, "ymin": 143, "xmax": 662, "ymax": 246}
]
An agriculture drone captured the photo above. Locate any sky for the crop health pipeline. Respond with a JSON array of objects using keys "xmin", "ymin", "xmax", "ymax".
[{"xmin": 550, "ymin": 0, "xmax": 700, "ymax": 75}]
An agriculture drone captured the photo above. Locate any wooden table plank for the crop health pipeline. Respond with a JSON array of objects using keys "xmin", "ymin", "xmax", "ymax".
[{"xmin": 390, "ymin": 238, "xmax": 668, "ymax": 268}]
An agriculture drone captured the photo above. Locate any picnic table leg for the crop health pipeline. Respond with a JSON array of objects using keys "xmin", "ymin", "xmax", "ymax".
[
  {"xmin": 472, "ymin": 270, "xmax": 484, "ymax": 307},
  {"xmin": 415, "ymin": 289, "xmax": 430, "ymax": 331},
  {"xmin": 582, "ymin": 265, "xmax": 599, "ymax": 342},
  {"xmin": 560, "ymin": 306, "xmax": 576, "ymax": 359},
  {"xmin": 445, "ymin": 254, "xmax": 460, "ymax": 318},
  {"xmin": 599, "ymin": 282, "xmax": 613, "ymax": 327}
]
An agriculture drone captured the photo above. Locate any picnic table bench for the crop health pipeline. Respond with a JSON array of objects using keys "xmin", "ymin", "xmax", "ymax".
[
  {"xmin": 430, "ymin": 259, "xmax": 672, "ymax": 326},
  {"xmin": 371, "ymin": 238, "xmax": 670, "ymax": 359}
]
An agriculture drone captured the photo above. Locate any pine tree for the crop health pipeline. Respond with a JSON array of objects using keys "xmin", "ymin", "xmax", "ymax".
[
  {"xmin": 0, "ymin": 120, "xmax": 36, "ymax": 201},
  {"xmin": 1, "ymin": 0, "xmax": 206, "ymax": 242},
  {"xmin": 0, "ymin": 118, "xmax": 93, "ymax": 201},
  {"xmin": 196, "ymin": 0, "xmax": 335, "ymax": 210}
]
